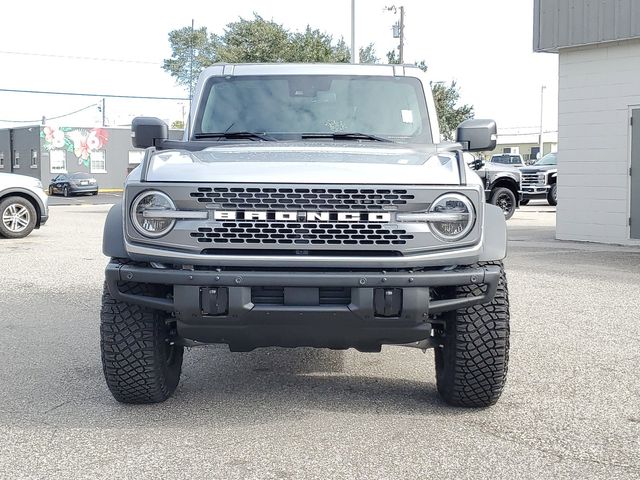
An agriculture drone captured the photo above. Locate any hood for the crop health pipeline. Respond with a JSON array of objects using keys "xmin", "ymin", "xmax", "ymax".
[
  {"xmin": 483, "ymin": 162, "xmax": 521, "ymax": 174},
  {"xmin": 143, "ymin": 142, "xmax": 462, "ymax": 185},
  {"xmin": 521, "ymin": 164, "xmax": 557, "ymax": 173},
  {"xmin": 0, "ymin": 172, "xmax": 42, "ymax": 189}
]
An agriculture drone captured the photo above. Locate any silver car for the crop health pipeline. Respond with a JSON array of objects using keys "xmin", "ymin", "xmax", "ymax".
[{"xmin": 0, "ymin": 173, "xmax": 49, "ymax": 238}]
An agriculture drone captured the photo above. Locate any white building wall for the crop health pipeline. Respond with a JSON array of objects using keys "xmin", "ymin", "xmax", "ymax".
[{"xmin": 557, "ymin": 38, "xmax": 640, "ymax": 244}]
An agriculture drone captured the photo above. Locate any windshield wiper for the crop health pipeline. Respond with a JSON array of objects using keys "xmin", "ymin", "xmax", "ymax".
[
  {"xmin": 194, "ymin": 131, "xmax": 277, "ymax": 141},
  {"xmin": 300, "ymin": 132, "xmax": 392, "ymax": 142}
]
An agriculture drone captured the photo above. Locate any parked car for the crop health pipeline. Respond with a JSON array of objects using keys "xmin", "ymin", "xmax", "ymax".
[
  {"xmin": 48, "ymin": 172, "xmax": 99, "ymax": 197},
  {"xmin": 489, "ymin": 153, "xmax": 526, "ymax": 168},
  {"xmin": 465, "ymin": 153, "xmax": 521, "ymax": 220},
  {"xmin": 0, "ymin": 173, "xmax": 49, "ymax": 238},
  {"xmin": 520, "ymin": 152, "xmax": 558, "ymax": 206}
]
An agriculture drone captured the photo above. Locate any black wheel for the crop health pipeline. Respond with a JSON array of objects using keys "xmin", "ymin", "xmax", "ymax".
[
  {"xmin": 100, "ymin": 281, "xmax": 183, "ymax": 404},
  {"xmin": 48, "ymin": 186, "xmax": 54, "ymax": 196},
  {"xmin": 92, "ymin": 191, "xmax": 99, "ymax": 196},
  {"xmin": 547, "ymin": 184, "xmax": 557, "ymax": 206},
  {"xmin": 490, "ymin": 187, "xmax": 517, "ymax": 220},
  {"xmin": 519, "ymin": 199, "xmax": 530, "ymax": 206},
  {"xmin": 434, "ymin": 261, "xmax": 510, "ymax": 408},
  {"xmin": 0, "ymin": 196, "xmax": 37, "ymax": 239},
  {"xmin": 63, "ymin": 186, "xmax": 69, "ymax": 197}
]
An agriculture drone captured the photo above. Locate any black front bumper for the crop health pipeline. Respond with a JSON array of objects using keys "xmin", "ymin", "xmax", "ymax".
[{"xmin": 105, "ymin": 262, "xmax": 501, "ymax": 351}]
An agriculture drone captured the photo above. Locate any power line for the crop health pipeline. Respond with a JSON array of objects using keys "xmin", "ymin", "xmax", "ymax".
[
  {"xmin": 0, "ymin": 88, "xmax": 188, "ymax": 101},
  {"xmin": 0, "ymin": 102, "xmax": 99, "ymax": 123},
  {"xmin": 0, "ymin": 50, "xmax": 162, "ymax": 65}
]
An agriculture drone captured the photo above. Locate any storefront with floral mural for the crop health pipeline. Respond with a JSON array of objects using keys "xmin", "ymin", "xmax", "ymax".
[{"xmin": 0, "ymin": 125, "xmax": 182, "ymax": 190}]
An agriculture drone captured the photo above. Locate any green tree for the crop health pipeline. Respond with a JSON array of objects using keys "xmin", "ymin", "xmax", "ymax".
[
  {"xmin": 431, "ymin": 81, "xmax": 474, "ymax": 140},
  {"xmin": 171, "ymin": 120, "xmax": 185, "ymax": 130},
  {"xmin": 162, "ymin": 26, "xmax": 218, "ymax": 94},
  {"xmin": 163, "ymin": 15, "xmax": 351, "ymax": 93},
  {"xmin": 359, "ymin": 43, "xmax": 378, "ymax": 64}
]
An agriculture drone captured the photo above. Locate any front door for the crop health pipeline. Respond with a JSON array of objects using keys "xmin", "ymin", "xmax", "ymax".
[{"xmin": 632, "ymin": 109, "xmax": 640, "ymax": 239}]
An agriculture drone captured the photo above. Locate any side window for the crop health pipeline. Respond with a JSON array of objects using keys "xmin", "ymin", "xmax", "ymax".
[
  {"xmin": 31, "ymin": 149, "xmax": 38, "ymax": 168},
  {"xmin": 90, "ymin": 150, "xmax": 107, "ymax": 174},
  {"xmin": 13, "ymin": 150, "xmax": 19, "ymax": 169},
  {"xmin": 50, "ymin": 150, "xmax": 67, "ymax": 174},
  {"xmin": 0, "ymin": 152, "xmax": 4, "ymax": 169}
]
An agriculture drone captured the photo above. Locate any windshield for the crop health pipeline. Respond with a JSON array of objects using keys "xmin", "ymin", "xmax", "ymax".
[
  {"xmin": 491, "ymin": 155, "xmax": 522, "ymax": 165},
  {"xmin": 194, "ymin": 75, "xmax": 432, "ymax": 143},
  {"xmin": 534, "ymin": 153, "xmax": 557, "ymax": 165}
]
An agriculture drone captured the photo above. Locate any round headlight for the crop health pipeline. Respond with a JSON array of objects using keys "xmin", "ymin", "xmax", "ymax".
[
  {"xmin": 131, "ymin": 191, "xmax": 176, "ymax": 238},
  {"xmin": 428, "ymin": 193, "xmax": 475, "ymax": 241}
]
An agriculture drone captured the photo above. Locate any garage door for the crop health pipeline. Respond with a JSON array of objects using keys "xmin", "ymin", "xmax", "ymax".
[{"xmin": 632, "ymin": 109, "xmax": 640, "ymax": 239}]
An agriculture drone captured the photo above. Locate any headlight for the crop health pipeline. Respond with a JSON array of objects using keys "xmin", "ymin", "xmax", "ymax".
[
  {"xmin": 427, "ymin": 193, "xmax": 475, "ymax": 241},
  {"xmin": 131, "ymin": 191, "xmax": 176, "ymax": 238}
]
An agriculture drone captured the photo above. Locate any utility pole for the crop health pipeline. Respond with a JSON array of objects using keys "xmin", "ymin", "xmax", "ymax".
[
  {"xmin": 399, "ymin": 6, "xmax": 405, "ymax": 64},
  {"xmin": 386, "ymin": 5, "xmax": 405, "ymax": 63},
  {"xmin": 101, "ymin": 98, "xmax": 106, "ymax": 127},
  {"xmin": 539, "ymin": 85, "xmax": 546, "ymax": 159},
  {"xmin": 351, "ymin": 0, "xmax": 356, "ymax": 63}
]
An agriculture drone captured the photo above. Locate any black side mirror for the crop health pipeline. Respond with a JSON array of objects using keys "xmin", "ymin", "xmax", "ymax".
[
  {"xmin": 456, "ymin": 119, "xmax": 497, "ymax": 152},
  {"xmin": 131, "ymin": 117, "xmax": 168, "ymax": 149},
  {"xmin": 472, "ymin": 158, "xmax": 485, "ymax": 170}
]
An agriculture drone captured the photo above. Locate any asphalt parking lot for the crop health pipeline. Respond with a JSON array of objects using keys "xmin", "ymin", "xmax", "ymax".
[{"xmin": 1, "ymin": 203, "xmax": 639, "ymax": 479}]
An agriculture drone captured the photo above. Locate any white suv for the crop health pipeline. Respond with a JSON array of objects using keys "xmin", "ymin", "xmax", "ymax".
[{"xmin": 0, "ymin": 173, "xmax": 49, "ymax": 238}]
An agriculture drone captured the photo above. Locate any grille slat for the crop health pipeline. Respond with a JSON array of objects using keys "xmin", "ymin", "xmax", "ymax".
[
  {"xmin": 190, "ymin": 187, "xmax": 415, "ymax": 211},
  {"xmin": 190, "ymin": 222, "xmax": 413, "ymax": 246}
]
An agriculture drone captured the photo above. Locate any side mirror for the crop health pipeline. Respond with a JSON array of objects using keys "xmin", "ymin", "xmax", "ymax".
[
  {"xmin": 131, "ymin": 117, "xmax": 168, "ymax": 149},
  {"xmin": 456, "ymin": 119, "xmax": 497, "ymax": 152},
  {"xmin": 472, "ymin": 158, "xmax": 485, "ymax": 170}
]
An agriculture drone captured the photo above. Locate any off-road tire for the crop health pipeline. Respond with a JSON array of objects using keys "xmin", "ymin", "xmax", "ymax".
[
  {"xmin": 490, "ymin": 187, "xmax": 517, "ymax": 220},
  {"xmin": 434, "ymin": 261, "xmax": 510, "ymax": 407},
  {"xmin": 547, "ymin": 184, "xmax": 557, "ymax": 206},
  {"xmin": 519, "ymin": 199, "xmax": 530, "ymax": 206},
  {"xmin": 0, "ymin": 196, "xmax": 37, "ymax": 239},
  {"xmin": 100, "ymin": 281, "xmax": 183, "ymax": 404}
]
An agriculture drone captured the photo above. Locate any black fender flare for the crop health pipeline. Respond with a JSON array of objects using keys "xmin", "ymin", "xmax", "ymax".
[{"xmin": 103, "ymin": 202, "xmax": 128, "ymax": 259}]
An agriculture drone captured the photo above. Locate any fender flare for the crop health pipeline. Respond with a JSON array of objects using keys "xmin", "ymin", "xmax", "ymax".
[
  {"xmin": 480, "ymin": 204, "xmax": 507, "ymax": 261},
  {"xmin": 103, "ymin": 202, "xmax": 128, "ymax": 259}
]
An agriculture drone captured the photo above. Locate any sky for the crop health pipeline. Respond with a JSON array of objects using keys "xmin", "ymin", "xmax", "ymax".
[{"xmin": 0, "ymin": 0, "xmax": 559, "ymax": 134}]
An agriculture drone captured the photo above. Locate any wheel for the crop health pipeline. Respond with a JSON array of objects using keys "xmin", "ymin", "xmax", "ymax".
[
  {"xmin": 519, "ymin": 199, "xmax": 530, "ymax": 206},
  {"xmin": 547, "ymin": 184, "xmax": 557, "ymax": 206},
  {"xmin": 100, "ymin": 281, "xmax": 183, "ymax": 404},
  {"xmin": 48, "ymin": 186, "xmax": 54, "ymax": 196},
  {"xmin": 0, "ymin": 196, "xmax": 37, "ymax": 239},
  {"xmin": 490, "ymin": 187, "xmax": 517, "ymax": 220},
  {"xmin": 63, "ymin": 186, "xmax": 69, "ymax": 197},
  {"xmin": 92, "ymin": 191, "xmax": 99, "ymax": 196},
  {"xmin": 434, "ymin": 261, "xmax": 510, "ymax": 407}
]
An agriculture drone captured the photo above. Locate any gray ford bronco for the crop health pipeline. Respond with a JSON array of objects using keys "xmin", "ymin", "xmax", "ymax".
[{"xmin": 101, "ymin": 64, "xmax": 510, "ymax": 407}]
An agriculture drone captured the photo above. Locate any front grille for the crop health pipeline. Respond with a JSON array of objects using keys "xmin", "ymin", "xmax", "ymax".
[
  {"xmin": 189, "ymin": 187, "xmax": 415, "ymax": 211},
  {"xmin": 251, "ymin": 287, "xmax": 351, "ymax": 305},
  {"xmin": 522, "ymin": 173, "xmax": 544, "ymax": 186},
  {"xmin": 190, "ymin": 222, "xmax": 414, "ymax": 246}
]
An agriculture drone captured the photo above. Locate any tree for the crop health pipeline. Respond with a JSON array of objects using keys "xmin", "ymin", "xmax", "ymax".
[
  {"xmin": 171, "ymin": 120, "xmax": 185, "ymax": 130},
  {"xmin": 162, "ymin": 26, "xmax": 218, "ymax": 94},
  {"xmin": 163, "ymin": 15, "xmax": 351, "ymax": 93},
  {"xmin": 431, "ymin": 81, "xmax": 474, "ymax": 140},
  {"xmin": 359, "ymin": 43, "xmax": 379, "ymax": 64}
]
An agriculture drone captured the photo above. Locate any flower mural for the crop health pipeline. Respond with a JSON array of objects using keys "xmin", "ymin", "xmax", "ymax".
[{"xmin": 41, "ymin": 127, "xmax": 109, "ymax": 167}]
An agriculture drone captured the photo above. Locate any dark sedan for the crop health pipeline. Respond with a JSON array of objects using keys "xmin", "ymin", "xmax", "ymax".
[{"xmin": 48, "ymin": 173, "xmax": 99, "ymax": 197}]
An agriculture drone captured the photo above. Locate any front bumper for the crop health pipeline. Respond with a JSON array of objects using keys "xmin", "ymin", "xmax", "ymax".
[
  {"xmin": 105, "ymin": 262, "xmax": 501, "ymax": 350},
  {"xmin": 521, "ymin": 185, "xmax": 550, "ymax": 198}
]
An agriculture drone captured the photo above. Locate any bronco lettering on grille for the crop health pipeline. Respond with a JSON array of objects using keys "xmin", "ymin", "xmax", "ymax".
[{"xmin": 213, "ymin": 211, "xmax": 391, "ymax": 222}]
